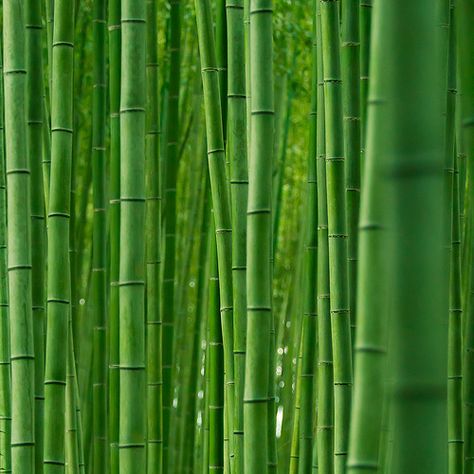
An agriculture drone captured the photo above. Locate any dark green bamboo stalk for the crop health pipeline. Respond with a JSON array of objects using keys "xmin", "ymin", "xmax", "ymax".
[
  {"xmin": 108, "ymin": 0, "xmax": 121, "ymax": 472},
  {"xmin": 315, "ymin": 2, "xmax": 334, "ymax": 473},
  {"xmin": 118, "ymin": 0, "xmax": 147, "ymax": 472},
  {"xmin": 0, "ymin": 34, "xmax": 11, "ymax": 474},
  {"xmin": 194, "ymin": 1, "xmax": 236, "ymax": 472},
  {"xmin": 163, "ymin": 1, "xmax": 181, "ymax": 466},
  {"xmin": 320, "ymin": 1, "xmax": 353, "ymax": 472},
  {"xmin": 359, "ymin": 0, "xmax": 371, "ymax": 159},
  {"xmin": 91, "ymin": 0, "xmax": 107, "ymax": 469},
  {"xmin": 43, "ymin": 0, "xmax": 75, "ymax": 472},
  {"xmin": 342, "ymin": 0, "xmax": 361, "ymax": 342},
  {"xmin": 347, "ymin": 0, "xmax": 390, "ymax": 470},
  {"xmin": 146, "ymin": 0, "xmax": 162, "ymax": 471},
  {"xmin": 216, "ymin": 0, "xmax": 228, "ymax": 141},
  {"xmin": 208, "ymin": 217, "xmax": 225, "ymax": 474},
  {"xmin": 26, "ymin": 0, "xmax": 47, "ymax": 471},
  {"xmin": 226, "ymin": 0, "xmax": 248, "ymax": 471},
  {"xmin": 298, "ymin": 3, "xmax": 318, "ymax": 469},
  {"xmin": 386, "ymin": 0, "xmax": 447, "ymax": 471},
  {"xmin": 66, "ymin": 329, "xmax": 80, "ymax": 474},
  {"xmin": 244, "ymin": 0, "xmax": 274, "ymax": 472},
  {"xmin": 3, "ymin": 1, "xmax": 35, "ymax": 472}
]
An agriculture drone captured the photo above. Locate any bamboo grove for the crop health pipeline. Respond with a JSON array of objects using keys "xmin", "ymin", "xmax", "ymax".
[{"xmin": 0, "ymin": 0, "xmax": 472, "ymax": 473}]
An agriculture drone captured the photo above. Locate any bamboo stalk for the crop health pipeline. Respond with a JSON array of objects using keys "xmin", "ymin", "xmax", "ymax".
[{"xmin": 118, "ymin": 0, "xmax": 147, "ymax": 471}]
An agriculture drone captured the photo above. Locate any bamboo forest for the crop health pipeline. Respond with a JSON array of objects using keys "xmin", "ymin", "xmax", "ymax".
[{"xmin": 0, "ymin": 0, "xmax": 472, "ymax": 473}]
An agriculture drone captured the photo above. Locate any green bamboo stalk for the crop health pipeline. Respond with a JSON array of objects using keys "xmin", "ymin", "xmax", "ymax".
[
  {"xmin": 289, "ymin": 340, "xmax": 303, "ymax": 474},
  {"xmin": 315, "ymin": 1, "xmax": 334, "ymax": 472},
  {"xmin": 26, "ymin": 0, "xmax": 46, "ymax": 471},
  {"xmin": 244, "ymin": 0, "xmax": 274, "ymax": 472},
  {"xmin": 445, "ymin": 3, "xmax": 462, "ymax": 474},
  {"xmin": 298, "ymin": 2, "xmax": 318, "ymax": 469},
  {"xmin": 118, "ymin": 0, "xmax": 147, "ymax": 472},
  {"xmin": 146, "ymin": 0, "xmax": 162, "ymax": 471},
  {"xmin": 386, "ymin": 0, "xmax": 447, "ymax": 471},
  {"xmin": 66, "ymin": 329, "xmax": 80, "ymax": 474},
  {"xmin": 91, "ymin": 0, "xmax": 107, "ymax": 469},
  {"xmin": 194, "ymin": 1, "xmax": 236, "ymax": 472},
  {"xmin": 208, "ymin": 216, "xmax": 225, "ymax": 474},
  {"xmin": 3, "ymin": 1, "xmax": 35, "ymax": 472},
  {"xmin": 320, "ymin": 1, "xmax": 353, "ymax": 472},
  {"xmin": 342, "ymin": 0, "xmax": 361, "ymax": 342},
  {"xmin": 216, "ymin": 0, "xmax": 228, "ymax": 140},
  {"xmin": 163, "ymin": 1, "xmax": 181, "ymax": 466},
  {"xmin": 359, "ymin": 0, "xmax": 371, "ymax": 159},
  {"xmin": 43, "ymin": 1, "xmax": 75, "ymax": 471},
  {"xmin": 346, "ymin": 0, "xmax": 390, "ymax": 470},
  {"xmin": 108, "ymin": 0, "xmax": 121, "ymax": 472},
  {"xmin": 458, "ymin": 0, "xmax": 474, "ymax": 471},
  {"xmin": 226, "ymin": 0, "xmax": 248, "ymax": 471},
  {"xmin": 0, "ymin": 34, "xmax": 11, "ymax": 474}
]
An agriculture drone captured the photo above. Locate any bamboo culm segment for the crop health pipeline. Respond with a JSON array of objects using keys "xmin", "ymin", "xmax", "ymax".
[
  {"xmin": 26, "ymin": 0, "xmax": 47, "ymax": 471},
  {"xmin": 347, "ymin": 0, "xmax": 390, "ymax": 470},
  {"xmin": 194, "ymin": 3, "xmax": 236, "ymax": 474},
  {"xmin": 226, "ymin": 0, "xmax": 248, "ymax": 472},
  {"xmin": 108, "ymin": 0, "xmax": 121, "ymax": 472},
  {"xmin": 44, "ymin": 0, "xmax": 75, "ymax": 472},
  {"xmin": 320, "ymin": 1, "xmax": 353, "ymax": 472},
  {"xmin": 119, "ymin": 1, "xmax": 147, "ymax": 472},
  {"xmin": 146, "ymin": 0, "xmax": 162, "ymax": 471},
  {"xmin": 0, "ymin": 32, "xmax": 12, "ymax": 474},
  {"xmin": 91, "ymin": 0, "xmax": 108, "ymax": 470},
  {"xmin": 244, "ymin": 0, "xmax": 274, "ymax": 472}
]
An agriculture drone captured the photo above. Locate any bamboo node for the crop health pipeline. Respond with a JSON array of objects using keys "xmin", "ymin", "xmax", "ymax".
[
  {"xmin": 251, "ymin": 110, "xmax": 274, "ymax": 116},
  {"xmin": 118, "ymin": 443, "xmax": 146, "ymax": 448},
  {"xmin": 10, "ymin": 354, "xmax": 35, "ymax": 361},
  {"xmin": 4, "ymin": 69, "xmax": 27, "ymax": 75},
  {"xmin": 7, "ymin": 264, "xmax": 32, "ymax": 271},
  {"xmin": 6, "ymin": 168, "xmax": 30, "ymax": 175},
  {"xmin": 121, "ymin": 18, "xmax": 146, "ymax": 24},
  {"xmin": 118, "ymin": 364, "xmax": 145, "ymax": 370},
  {"xmin": 44, "ymin": 379, "xmax": 67, "ymax": 386},
  {"xmin": 51, "ymin": 126, "xmax": 73, "ymax": 134},
  {"xmin": 52, "ymin": 41, "xmax": 74, "ymax": 48},
  {"xmin": 250, "ymin": 8, "xmax": 274, "ymax": 14},
  {"xmin": 117, "ymin": 280, "xmax": 145, "ymax": 286}
]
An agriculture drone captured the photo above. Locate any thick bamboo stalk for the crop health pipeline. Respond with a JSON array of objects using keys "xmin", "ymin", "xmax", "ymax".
[
  {"xmin": 346, "ymin": 0, "xmax": 390, "ymax": 470},
  {"xmin": 320, "ymin": 1, "xmax": 353, "ymax": 472},
  {"xmin": 118, "ymin": 0, "xmax": 147, "ymax": 472},
  {"xmin": 43, "ymin": 0, "xmax": 75, "ymax": 472},
  {"xmin": 4, "ymin": 0, "xmax": 36, "ymax": 467},
  {"xmin": 26, "ymin": 1, "xmax": 47, "ymax": 471},
  {"xmin": 146, "ymin": 0, "xmax": 162, "ymax": 471},
  {"xmin": 108, "ymin": 0, "xmax": 121, "ymax": 472},
  {"xmin": 244, "ymin": 0, "xmax": 274, "ymax": 472},
  {"xmin": 386, "ymin": 0, "xmax": 447, "ymax": 471}
]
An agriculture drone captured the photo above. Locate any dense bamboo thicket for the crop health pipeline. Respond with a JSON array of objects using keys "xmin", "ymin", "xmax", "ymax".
[{"xmin": 0, "ymin": 0, "xmax": 471, "ymax": 473}]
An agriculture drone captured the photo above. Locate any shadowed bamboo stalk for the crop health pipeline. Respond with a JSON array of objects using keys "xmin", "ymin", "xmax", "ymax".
[
  {"xmin": 163, "ymin": 1, "xmax": 181, "ymax": 466},
  {"xmin": 118, "ymin": 0, "xmax": 147, "ymax": 472},
  {"xmin": 26, "ymin": 0, "xmax": 47, "ymax": 471},
  {"xmin": 347, "ymin": 0, "xmax": 390, "ymax": 470},
  {"xmin": 298, "ymin": 2, "xmax": 318, "ymax": 470},
  {"xmin": 226, "ymin": 0, "xmax": 248, "ymax": 472},
  {"xmin": 43, "ymin": 0, "xmax": 75, "ymax": 472},
  {"xmin": 320, "ymin": 1, "xmax": 353, "ymax": 471},
  {"xmin": 146, "ymin": 0, "xmax": 163, "ymax": 471},
  {"xmin": 0, "ymin": 34, "xmax": 11, "ymax": 474},
  {"xmin": 4, "ymin": 0, "xmax": 35, "ymax": 468},
  {"xmin": 108, "ymin": 0, "xmax": 121, "ymax": 472},
  {"xmin": 91, "ymin": 0, "xmax": 107, "ymax": 469}
]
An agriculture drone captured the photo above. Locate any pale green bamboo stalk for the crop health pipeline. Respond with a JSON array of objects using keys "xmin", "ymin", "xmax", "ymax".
[
  {"xmin": 146, "ymin": 0, "xmax": 162, "ymax": 473},
  {"xmin": 320, "ymin": 1, "xmax": 353, "ymax": 472},
  {"xmin": 118, "ymin": 0, "xmax": 147, "ymax": 472},
  {"xmin": 3, "ymin": 1, "xmax": 35, "ymax": 471}
]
